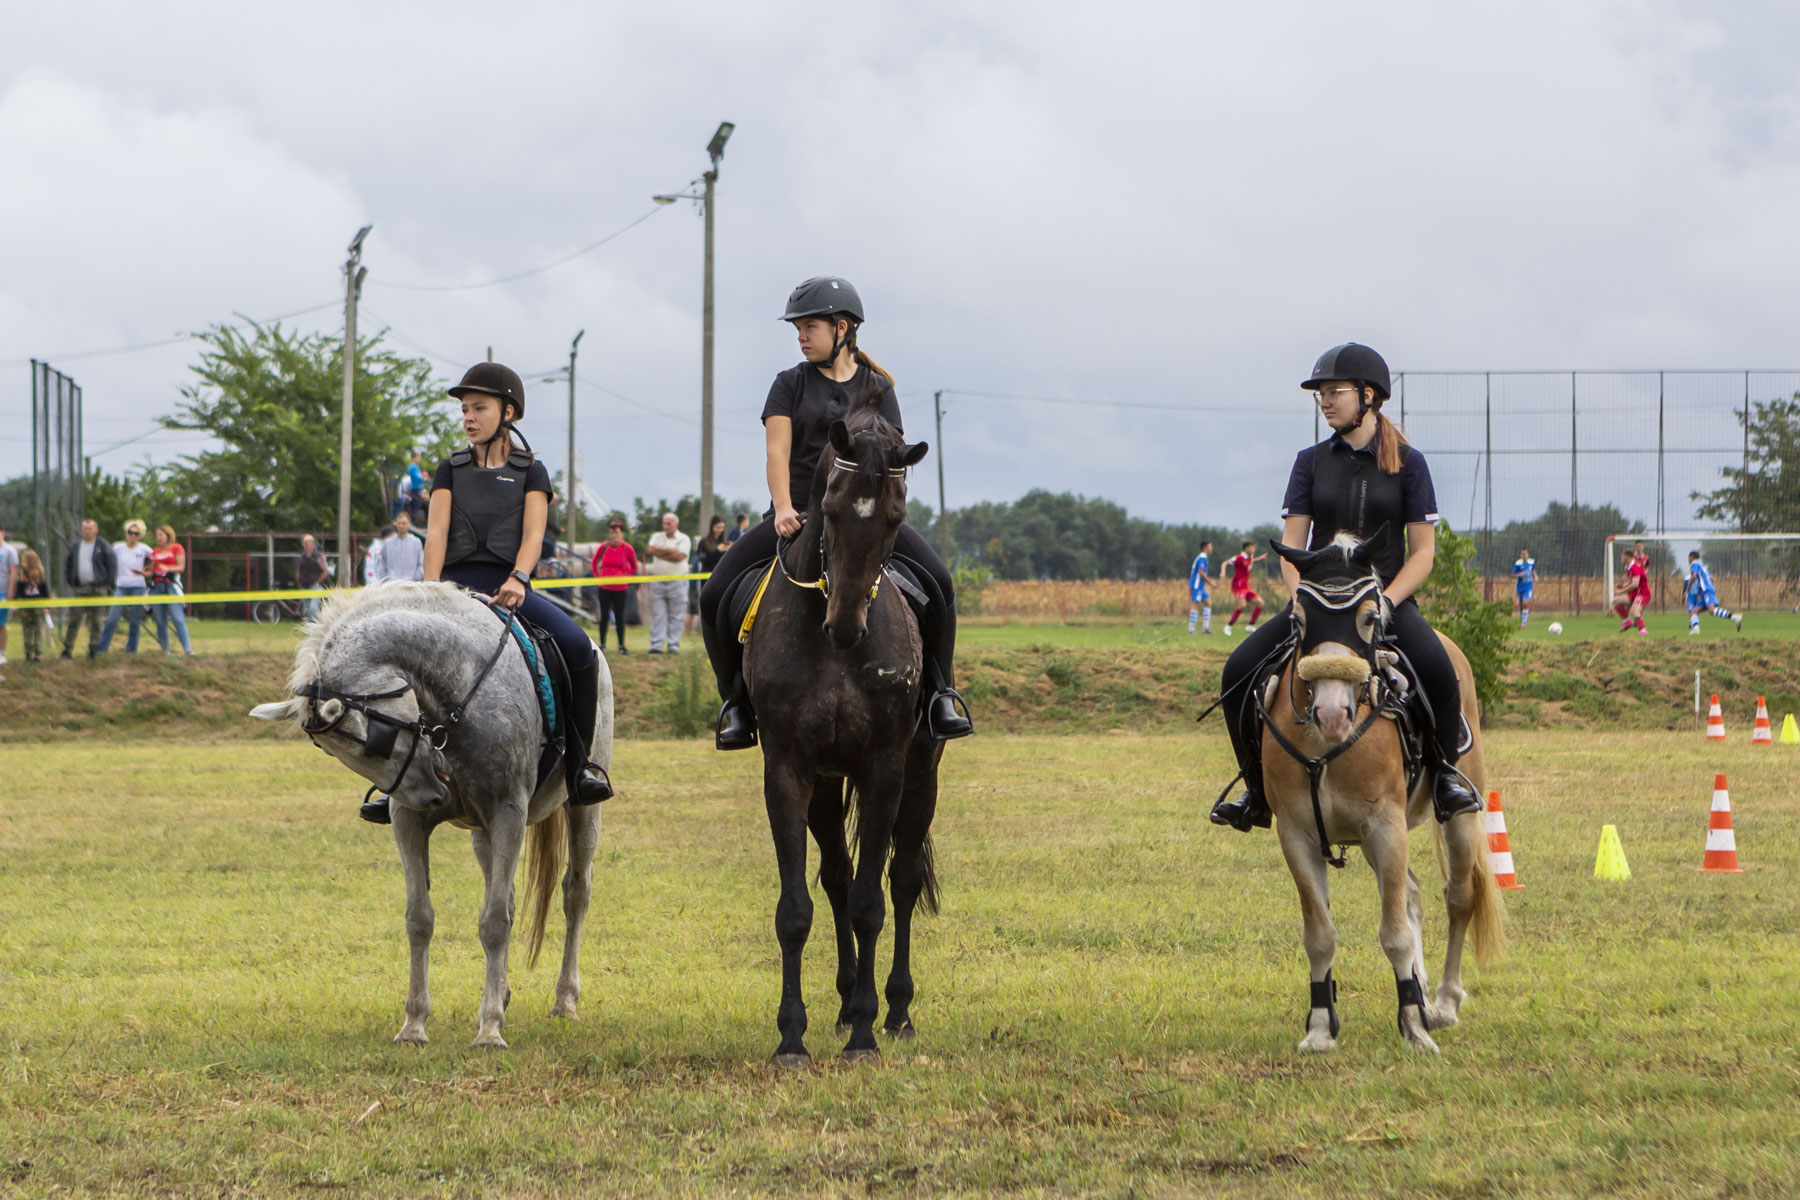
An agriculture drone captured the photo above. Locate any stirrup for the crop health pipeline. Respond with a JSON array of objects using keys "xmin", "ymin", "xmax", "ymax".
[
  {"xmin": 571, "ymin": 762, "xmax": 613, "ymax": 806},
  {"xmin": 715, "ymin": 699, "xmax": 758, "ymax": 751},
  {"xmin": 926, "ymin": 687, "xmax": 973, "ymax": 741},
  {"xmin": 1431, "ymin": 766, "xmax": 1482, "ymax": 823},
  {"xmin": 360, "ymin": 794, "xmax": 393, "ymax": 825},
  {"xmin": 1210, "ymin": 787, "xmax": 1271, "ymax": 832}
]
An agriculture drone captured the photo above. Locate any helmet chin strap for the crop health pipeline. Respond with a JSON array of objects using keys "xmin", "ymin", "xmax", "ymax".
[
  {"xmin": 813, "ymin": 318, "xmax": 855, "ymax": 377},
  {"xmin": 1348, "ymin": 387, "xmax": 1378, "ymax": 432},
  {"xmin": 473, "ymin": 405, "xmax": 530, "ymax": 465}
]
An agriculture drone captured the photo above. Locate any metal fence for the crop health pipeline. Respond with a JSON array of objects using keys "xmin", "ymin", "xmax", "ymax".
[
  {"xmin": 30, "ymin": 360, "xmax": 84, "ymax": 578},
  {"xmin": 1381, "ymin": 371, "xmax": 1800, "ymax": 612}
]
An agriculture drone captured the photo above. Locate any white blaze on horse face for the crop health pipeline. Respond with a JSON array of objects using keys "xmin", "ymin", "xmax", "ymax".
[{"xmin": 853, "ymin": 497, "xmax": 876, "ymax": 519}]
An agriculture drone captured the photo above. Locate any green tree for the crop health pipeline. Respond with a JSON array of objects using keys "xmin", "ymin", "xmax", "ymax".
[
  {"xmin": 1416, "ymin": 522, "xmax": 1514, "ymax": 721},
  {"xmin": 1474, "ymin": 501, "xmax": 1644, "ymax": 579},
  {"xmin": 159, "ymin": 322, "xmax": 459, "ymax": 533},
  {"xmin": 1692, "ymin": 394, "xmax": 1800, "ymax": 589}
]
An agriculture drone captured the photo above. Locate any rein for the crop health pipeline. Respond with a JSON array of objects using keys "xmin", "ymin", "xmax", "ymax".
[
  {"xmin": 298, "ymin": 599, "xmax": 518, "ymax": 804},
  {"xmin": 778, "ymin": 456, "xmax": 908, "ymax": 602}
]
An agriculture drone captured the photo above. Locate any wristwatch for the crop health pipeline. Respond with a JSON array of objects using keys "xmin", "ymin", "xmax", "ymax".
[{"xmin": 509, "ymin": 569, "xmax": 531, "ymax": 586}]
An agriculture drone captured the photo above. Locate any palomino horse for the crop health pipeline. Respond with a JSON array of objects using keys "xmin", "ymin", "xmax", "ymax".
[
  {"xmin": 1261, "ymin": 535, "xmax": 1503, "ymax": 1054},
  {"xmin": 251, "ymin": 581, "xmax": 611, "ymax": 1048},
  {"xmin": 745, "ymin": 400, "xmax": 942, "ymax": 1067}
]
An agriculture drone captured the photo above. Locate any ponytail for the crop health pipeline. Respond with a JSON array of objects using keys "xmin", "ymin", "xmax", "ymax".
[
  {"xmin": 844, "ymin": 325, "xmax": 894, "ymax": 386},
  {"xmin": 1372, "ymin": 406, "xmax": 1407, "ymax": 475}
]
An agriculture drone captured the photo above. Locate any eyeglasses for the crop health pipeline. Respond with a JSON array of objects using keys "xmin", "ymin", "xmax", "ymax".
[{"xmin": 1312, "ymin": 386, "xmax": 1360, "ymax": 404}]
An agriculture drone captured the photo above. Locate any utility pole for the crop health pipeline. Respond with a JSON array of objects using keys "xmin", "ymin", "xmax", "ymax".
[
  {"xmin": 934, "ymin": 390, "xmax": 949, "ymax": 559},
  {"xmin": 698, "ymin": 121, "xmax": 733, "ymax": 541},
  {"xmin": 566, "ymin": 329, "xmax": 584, "ymax": 543},
  {"xmin": 337, "ymin": 225, "xmax": 371, "ymax": 589}
]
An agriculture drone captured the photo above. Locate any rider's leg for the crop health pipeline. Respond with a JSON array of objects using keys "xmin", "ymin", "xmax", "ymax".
[
  {"xmin": 1389, "ymin": 600, "xmax": 1481, "ymax": 822},
  {"xmin": 699, "ymin": 519, "xmax": 777, "ymax": 750},
  {"xmin": 1210, "ymin": 609, "xmax": 1292, "ymax": 831},
  {"xmin": 892, "ymin": 524, "xmax": 972, "ymax": 741},
  {"xmin": 515, "ymin": 588, "xmax": 612, "ymax": 804}
]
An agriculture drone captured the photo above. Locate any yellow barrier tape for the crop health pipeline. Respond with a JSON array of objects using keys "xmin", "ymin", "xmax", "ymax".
[{"xmin": 0, "ymin": 572, "xmax": 713, "ymax": 611}]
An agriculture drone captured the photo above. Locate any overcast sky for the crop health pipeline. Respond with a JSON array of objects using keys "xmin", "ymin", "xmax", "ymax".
[{"xmin": 3, "ymin": 0, "xmax": 1795, "ymax": 533}]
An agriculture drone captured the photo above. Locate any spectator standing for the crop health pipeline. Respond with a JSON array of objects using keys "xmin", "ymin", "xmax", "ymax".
[
  {"xmin": 60, "ymin": 518, "xmax": 115, "ymax": 659},
  {"xmin": 0, "ymin": 518, "xmax": 15, "ymax": 665},
  {"xmin": 12, "ymin": 549, "xmax": 49, "ymax": 662},
  {"xmin": 728, "ymin": 511, "xmax": 751, "ymax": 544},
  {"xmin": 364, "ymin": 524, "xmax": 394, "ymax": 584},
  {"xmin": 589, "ymin": 518, "xmax": 640, "ymax": 653},
  {"xmin": 403, "ymin": 448, "xmax": 430, "ymax": 524},
  {"xmin": 148, "ymin": 524, "xmax": 195, "ymax": 657},
  {"xmin": 690, "ymin": 515, "xmax": 729, "ymax": 636},
  {"xmin": 296, "ymin": 534, "xmax": 331, "ymax": 620},
  {"xmin": 98, "ymin": 520, "xmax": 153, "ymax": 654},
  {"xmin": 382, "ymin": 512, "xmax": 426, "ymax": 582},
  {"xmin": 645, "ymin": 511, "xmax": 691, "ymax": 653}
]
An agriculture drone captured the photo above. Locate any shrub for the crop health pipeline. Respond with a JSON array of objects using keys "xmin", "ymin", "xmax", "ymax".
[
  {"xmin": 647, "ymin": 658, "xmax": 717, "ymax": 739},
  {"xmin": 1415, "ymin": 522, "xmax": 1515, "ymax": 721}
]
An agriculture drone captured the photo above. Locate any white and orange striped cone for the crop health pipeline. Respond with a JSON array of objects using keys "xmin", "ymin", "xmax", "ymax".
[
  {"xmin": 1751, "ymin": 697, "xmax": 1772, "ymax": 747},
  {"xmin": 1483, "ymin": 791, "xmax": 1524, "ymax": 890},
  {"xmin": 1699, "ymin": 773, "xmax": 1746, "ymax": 874},
  {"xmin": 1706, "ymin": 694, "xmax": 1727, "ymax": 741}
]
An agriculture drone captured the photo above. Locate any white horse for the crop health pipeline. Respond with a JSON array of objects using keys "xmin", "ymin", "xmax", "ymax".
[{"xmin": 251, "ymin": 581, "xmax": 610, "ymax": 1047}]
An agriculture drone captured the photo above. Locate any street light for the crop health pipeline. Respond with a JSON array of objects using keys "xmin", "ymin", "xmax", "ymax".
[
  {"xmin": 337, "ymin": 224, "xmax": 372, "ymax": 588},
  {"xmin": 651, "ymin": 121, "xmax": 735, "ymax": 540}
]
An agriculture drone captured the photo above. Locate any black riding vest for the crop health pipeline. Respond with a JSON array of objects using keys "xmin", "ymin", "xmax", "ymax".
[
  {"xmin": 1307, "ymin": 441, "xmax": 1408, "ymax": 584},
  {"xmin": 442, "ymin": 448, "xmax": 535, "ymax": 568}
]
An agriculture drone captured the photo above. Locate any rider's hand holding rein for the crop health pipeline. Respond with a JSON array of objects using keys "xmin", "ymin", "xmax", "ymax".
[{"xmin": 1281, "ymin": 381, "xmax": 1436, "ymax": 610}]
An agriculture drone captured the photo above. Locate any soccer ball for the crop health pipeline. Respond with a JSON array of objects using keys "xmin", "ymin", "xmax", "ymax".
[{"xmin": 1548, "ymin": 622, "xmax": 1564, "ymax": 636}]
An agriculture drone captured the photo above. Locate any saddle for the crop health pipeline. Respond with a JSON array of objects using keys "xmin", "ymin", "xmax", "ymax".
[
  {"xmin": 725, "ymin": 554, "xmax": 937, "ymax": 647},
  {"xmin": 490, "ymin": 606, "xmax": 576, "ymax": 795}
]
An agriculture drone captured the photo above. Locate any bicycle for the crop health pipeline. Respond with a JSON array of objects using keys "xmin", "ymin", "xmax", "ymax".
[{"xmin": 251, "ymin": 590, "xmax": 312, "ymax": 626}]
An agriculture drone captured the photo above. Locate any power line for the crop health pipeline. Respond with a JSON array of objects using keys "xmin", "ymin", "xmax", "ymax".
[
  {"xmin": 368, "ymin": 207, "xmax": 667, "ymax": 293},
  {"xmin": 0, "ymin": 300, "xmax": 341, "ymax": 369},
  {"xmin": 942, "ymin": 387, "xmax": 1243, "ymax": 414}
]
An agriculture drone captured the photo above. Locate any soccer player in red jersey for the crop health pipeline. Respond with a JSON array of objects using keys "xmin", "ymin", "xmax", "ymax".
[
  {"xmin": 1223, "ymin": 539, "xmax": 1265, "ymax": 637},
  {"xmin": 1611, "ymin": 540, "xmax": 1652, "ymax": 635}
]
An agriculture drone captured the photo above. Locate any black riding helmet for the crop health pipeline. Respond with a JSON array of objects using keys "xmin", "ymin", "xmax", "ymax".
[
  {"xmin": 1302, "ymin": 342, "xmax": 1391, "ymax": 401},
  {"xmin": 782, "ymin": 277, "xmax": 864, "ymax": 370},
  {"xmin": 449, "ymin": 362, "xmax": 528, "ymax": 421}
]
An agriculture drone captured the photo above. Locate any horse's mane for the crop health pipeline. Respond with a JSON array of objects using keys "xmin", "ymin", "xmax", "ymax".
[
  {"xmin": 804, "ymin": 378, "xmax": 903, "ymax": 509},
  {"xmin": 288, "ymin": 580, "xmax": 480, "ymax": 693}
]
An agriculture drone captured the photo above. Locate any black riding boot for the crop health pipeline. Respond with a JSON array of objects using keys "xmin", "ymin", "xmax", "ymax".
[
  {"xmin": 923, "ymin": 662, "xmax": 973, "ymax": 741},
  {"xmin": 360, "ymin": 794, "xmax": 392, "ymax": 824},
  {"xmin": 701, "ymin": 620, "xmax": 757, "ymax": 750},
  {"xmin": 567, "ymin": 658, "xmax": 613, "ymax": 805},
  {"xmin": 1431, "ymin": 760, "xmax": 1481, "ymax": 823},
  {"xmin": 1210, "ymin": 702, "xmax": 1270, "ymax": 831}
]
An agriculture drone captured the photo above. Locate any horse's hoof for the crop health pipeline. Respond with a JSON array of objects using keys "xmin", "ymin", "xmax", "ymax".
[
  {"xmin": 842, "ymin": 1047, "xmax": 881, "ymax": 1064},
  {"xmin": 883, "ymin": 1022, "xmax": 917, "ymax": 1041},
  {"xmin": 1402, "ymin": 1032, "xmax": 1440, "ymax": 1056},
  {"xmin": 392, "ymin": 1029, "xmax": 428, "ymax": 1047},
  {"xmin": 473, "ymin": 1031, "xmax": 509, "ymax": 1050},
  {"xmin": 548, "ymin": 1002, "xmax": 578, "ymax": 1020},
  {"xmin": 1297, "ymin": 1033, "xmax": 1338, "ymax": 1054},
  {"xmin": 771, "ymin": 1052, "xmax": 812, "ymax": 1071}
]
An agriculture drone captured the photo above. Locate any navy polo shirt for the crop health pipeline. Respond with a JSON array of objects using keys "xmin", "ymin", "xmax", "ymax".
[{"xmin": 1281, "ymin": 434, "xmax": 1439, "ymax": 583}]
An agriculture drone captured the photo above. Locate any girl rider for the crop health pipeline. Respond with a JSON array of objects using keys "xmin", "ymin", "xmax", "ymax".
[
  {"xmin": 699, "ymin": 276, "xmax": 972, "ymax": 750},
  {"xmin": 1210, "ymin": 343, "xmax": 1482, "ymax": 833},
  {"xmin": 361, "ymin": 362, "xmax": 612, "ymax": 824}
]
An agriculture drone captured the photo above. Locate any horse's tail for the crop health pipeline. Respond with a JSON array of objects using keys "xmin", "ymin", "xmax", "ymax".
[
  {"xmin": 522, "ymin": 805, "xmax": 568, "ymax": 969},
  {"xmin": 845, "ymin": 784, "xmax": 940, "ymax": 916}
]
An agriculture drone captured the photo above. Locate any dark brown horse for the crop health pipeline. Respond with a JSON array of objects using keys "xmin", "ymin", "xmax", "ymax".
[{"xmin": 744, "ymin": 401, "xmax": 942, "ymax": 1067}]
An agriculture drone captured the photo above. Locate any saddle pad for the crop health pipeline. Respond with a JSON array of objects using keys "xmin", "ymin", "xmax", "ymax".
[{"xmin": 497, "ymin": 610, "xmax": 557, "ymax": 733}]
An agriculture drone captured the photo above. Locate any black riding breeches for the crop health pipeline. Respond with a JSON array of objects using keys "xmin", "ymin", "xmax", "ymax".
[
  {"xmin": 698, "ymin": 518, "xmax": 957, "ymax": 702},
  {"xmin": 443, "ymin": 564, "xmax": 598, "ymax": 674},
  {"xmin": 1218, "ymin": 598, "xmax": 1463, "ymax": 791}
]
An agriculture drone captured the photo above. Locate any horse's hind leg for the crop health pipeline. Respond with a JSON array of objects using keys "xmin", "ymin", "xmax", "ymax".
[
  {"xmin": 1434, "ymin": 809, "xmax": 1494, "ymax": 1027},
  {"xmin": 392, "ymin": 807, "xmax": 434, "ymax": 1045},
  {"xmin": 1364, "ymin": 816, "xmax": 1438, "ymax": 1054},
  {"xmin": 552, "ymin": 802, "xmax": 601, "ymax": 1019},
  {"xmin": 806, "ymin": 778, "xmax": 857, "ymax": 1036},
  {"xmin": 884, "ymin": 740, "xmax": 942, "ymax": 1040},
  {"xmin": 765, "ymin": 756, "xmax": 816, "ymax": 1067},
  {"xmin": 1276, "ymin": 816, "xmax": 1340, "ymax": 1053}
]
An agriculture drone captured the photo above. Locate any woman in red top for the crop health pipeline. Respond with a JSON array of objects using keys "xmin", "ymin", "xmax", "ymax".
[
  {"xmin": 149, "ymin": 524, "xmax": 194, "ymax": 656},
  {"xmin": 589, "ymin": 518, "xmax": 639, "ymax": 654}
]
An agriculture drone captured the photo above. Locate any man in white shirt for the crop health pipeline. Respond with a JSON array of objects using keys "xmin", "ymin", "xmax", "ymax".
[
  {"xmin": 645, "ymin": 511, "xmax": 692, "ymax": 653},
  {"xmin": 381, "ymin": 512, "xmax": 426, "ymax": 582},
  {"xmin": 98, "ymin": 520, "xmax": 153, "ymax": 654},
  {"xmin": 0, "ymin": 518, "xmax": 16, "ymax": 665}
]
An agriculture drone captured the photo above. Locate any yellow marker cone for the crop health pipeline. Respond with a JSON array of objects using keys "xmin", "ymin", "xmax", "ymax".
[
  {"xmin": 1782, "ymin": 714, "xmax": 1799, "ymax": 745},
  {"xmin": 1594, "ymin": 825, "xmax": 1631, "ymax": 882}
]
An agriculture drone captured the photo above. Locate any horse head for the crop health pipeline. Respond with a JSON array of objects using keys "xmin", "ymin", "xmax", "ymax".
[
  {"xmin": 815, "ymin": 409, "xmax": 928, "ymax": 648},
  {"xmin": 1270, "ymin": 528, "xmax": 1390, "ymax": 743}
]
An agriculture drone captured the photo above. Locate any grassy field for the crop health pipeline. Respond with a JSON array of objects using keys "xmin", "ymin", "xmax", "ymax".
[{"xmin": 3, "ymin": 729, "xmax": 1798, "ymax": 1197}]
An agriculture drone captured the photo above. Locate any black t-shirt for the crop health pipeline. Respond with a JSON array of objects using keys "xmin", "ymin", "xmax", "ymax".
[
  {"xmin": 1280, "ymin": 434, "xmax": 1440, "ymax": 584},
  {"xmin": 760, "ymin": 363, "xmax": 903, "ymax": 509},
  {"xmin": 697, "ymin": 538, "xmax": 729, "ymax": 572},
  {"xmin": 432, "ymin": 455, "xmax": 554, "ymax": 567}
]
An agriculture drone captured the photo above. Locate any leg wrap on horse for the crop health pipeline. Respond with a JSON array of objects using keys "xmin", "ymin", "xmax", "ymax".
[
  {"xmin": 1308, "ymin": 971, "xmax": 1341, "ymax": 1038},
  {"xmin": 1395, "ymin": 972, "xmax": 1430, "ymax": 1034}
]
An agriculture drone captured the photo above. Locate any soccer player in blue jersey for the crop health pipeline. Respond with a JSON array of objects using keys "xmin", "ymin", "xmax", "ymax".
[
  {"xmin": 1684, "ymin": 551, "xmax": 1741, "ymax": 634},
  {"xmin": 1187, "ymin": 540, "xmax": 1217, "ymax": 634},
  {"xmin": 1511, "ymin": 547, "xmax": 1535, "ymax": 628}
]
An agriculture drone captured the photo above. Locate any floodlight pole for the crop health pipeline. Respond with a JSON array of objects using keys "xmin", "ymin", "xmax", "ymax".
[
  {"xmin": 566, "ymin": 329, "xmax": 584, "ymax": 543},
  {"xmin": 337, "ymin": 225, "xmax": 371, "ymax": 588}
]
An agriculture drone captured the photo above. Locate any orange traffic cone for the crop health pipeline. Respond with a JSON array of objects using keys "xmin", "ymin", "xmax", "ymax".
[
  {"xmin": 1706, "ymin": 694, "xmax": 1727, "ymax": 741},
  {"xmin": 1699, "ymin": 774, "xmax": 1746, "ymax": 874},
  {"xmin": 1752, "ymin": 697, "xmax": 1772, "ymax": 746},
  {"xmin": 1484, "ymin": 791, "xmax": 1524, "ymax": 890}
]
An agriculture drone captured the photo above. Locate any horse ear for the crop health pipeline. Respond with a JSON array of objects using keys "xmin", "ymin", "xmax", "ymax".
[
  {"xmin": 249, "ymin": 698, "xmax": 302, "ymax": 724},
  {"xmin": 899, "ymin": 440, "xmax": 929, "ymax": 467},
  {"xmin": 828, "ymin": 420, "xmax": 852, "ymax": 455},
  {"xmin": 1269, "ymin": 539, "xmax": 1317, "ymax": 571},
  {"xmin": 1355, "ymin": 523, "xmax": 1393, "ymax": 569}
]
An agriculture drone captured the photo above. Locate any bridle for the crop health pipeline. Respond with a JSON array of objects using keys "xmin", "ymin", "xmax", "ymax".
[
  {"xmin": 1257, "ymin": 572, "xmax": 1401, "ymax": 869},
  {"xmin": 780, "ymin": 455, "xmax": 908, "ymax": 601},
  {"xmin": 296, "ymin": 599, "xmax": 518, "ymax": 805}
]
